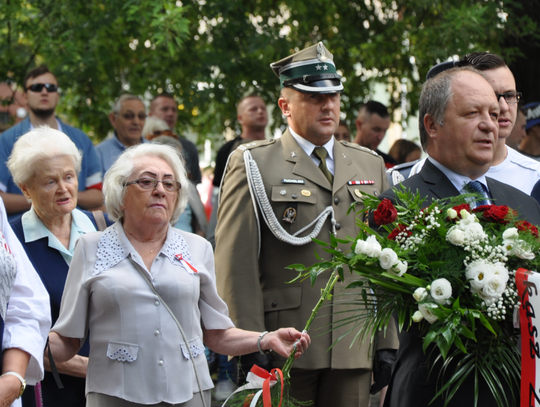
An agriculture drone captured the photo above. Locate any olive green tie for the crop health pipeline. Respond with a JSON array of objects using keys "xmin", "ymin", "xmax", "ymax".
[{"xmin": 313, "ymin": 147, "xmax": 333, "ymax": 184}]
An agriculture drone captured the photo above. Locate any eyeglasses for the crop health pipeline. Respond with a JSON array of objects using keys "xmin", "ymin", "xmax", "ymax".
[
  {"xmin": 495, "ymin": 92, "xmax": 522, "ymax": 104},
  {"xmin": 123, "ymin": 177, "xmax": 181, "ymax": 192},
  {"xmin": 26, "ymin": 83, "xmax": 58, "ymax": 93},
  {"xmin": 120, "ymin": 112, "xmax": 147, "ymax": 121}
]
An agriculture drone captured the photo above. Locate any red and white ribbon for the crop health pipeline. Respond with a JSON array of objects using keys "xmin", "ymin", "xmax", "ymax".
[
  {"xmin": 175, "ymin": 254, "xmax": 198, "ymax": 274},
  {"xmin": 516, "ymin": 268, "xmax": 540, "ymax": 407},
  {"xmin": 222, "ymin": 365, "xmax": 284, "ymax": 407}
]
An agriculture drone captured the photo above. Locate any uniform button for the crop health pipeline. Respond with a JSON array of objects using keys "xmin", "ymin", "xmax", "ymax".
[
  {"xmin": 335, "ymin": 223, "xmax": 341, "ymax": 230},
  {"xmin": 280, "ymin": 190, "xmax": 286, "ymax": 196},
  {"xmin": 271, "ymin": 301, "xmax": 277, "ymax": 308},
  {"xmin": 155, "ymin": 330, "xmax": 160, "ymax": 336},
  {"xmin": 292, "ymin": 194, "xmax": 297, "ymax": 199},
  {"xmin": 155, "ymin": 300, "xmax": 160, "ymax": 306},
  {"xmin": 334, "ymin": 198, "xmax": 339, "ymax": 205},
  {"xmin": 158, "ymin": 360, "xmax": 164, "ymax": 366}
]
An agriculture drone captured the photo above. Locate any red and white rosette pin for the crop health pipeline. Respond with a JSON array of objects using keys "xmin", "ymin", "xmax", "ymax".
[{"xmin": 222, "ymin": 365, "xmax": 284, "ymax": 407}]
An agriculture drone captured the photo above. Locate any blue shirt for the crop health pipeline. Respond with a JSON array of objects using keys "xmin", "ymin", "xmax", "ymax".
[
  {"xmin": 95, "ymin": 133, "xmax": 149, "ymax": 175},
  {"xmin": 21, "ymin": 207, "xmax": 97, "ymax": 266},
  {"xmin": 0, "ymin": 117, "xmax": 103, "ymax": 219}
]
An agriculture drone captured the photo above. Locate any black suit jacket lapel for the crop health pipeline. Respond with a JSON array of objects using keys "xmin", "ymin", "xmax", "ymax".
[{"xmin": 420, "ymin": 160, "xmax": 460, "ymax": 199}]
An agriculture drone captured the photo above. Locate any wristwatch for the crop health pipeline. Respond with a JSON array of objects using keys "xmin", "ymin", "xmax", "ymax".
[{"xmin": 2, "ymin": 371, "xmax": 26, "ymax": 398}]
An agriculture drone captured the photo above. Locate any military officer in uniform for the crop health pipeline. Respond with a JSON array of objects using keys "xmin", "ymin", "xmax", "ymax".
[{"xmin": 214, "ymin": 42, "xmax": 398, "ymax": 407}]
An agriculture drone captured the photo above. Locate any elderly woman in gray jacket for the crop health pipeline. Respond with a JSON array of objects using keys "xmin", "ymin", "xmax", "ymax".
[{"xmin": 48, "ymin": 144, "xmax": 310, "ymax": 407}]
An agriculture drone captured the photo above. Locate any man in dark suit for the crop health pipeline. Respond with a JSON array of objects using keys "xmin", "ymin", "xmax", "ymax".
[{"xmin": 380, "ymin": 66, "xmax": 540, "ymax": 407}]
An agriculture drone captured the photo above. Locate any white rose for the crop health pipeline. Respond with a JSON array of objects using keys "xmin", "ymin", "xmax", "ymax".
[
  {"xmin": 354, "ymin": 239, "xmax": 367, "ymax": 255},
  {"xmin": 466, "ymin": 261, "xmax": 493, "ymax": 292},
  {"xmin": 379, "ymin": 248, "xmax": 399, "ymax": 270},
  {"xmin": 392, "ymin": 260, "xmax": 408, "ymax": 277},
  {"xmin": 413, "ymin": 287, "xmax": 428, "ymax": 302},
  {"xmin": 491, "ymin": 262, "xmax": 509, "ymax": 284},
  {"xmin": 482, "ymin": 275, "xmax": 506, "ymax": 300},
  {"xmin": 463, "ymin": 222, "xmax": 486, "ymax": 241},
  {"xmin": 446, "ymin": 227, "xmax": 465, "ymax": 246},
  {"xmin": 447, "ymin": 208, "xmax": 458, "ymax": 219},
  {"xmin": 419, "ymin": 303, "xmax": 439, "ymax": 324},
  {"xmin": 460, "ymin": 209, "xmax": 471, "ymax": 220},
  {"xmin": 364, "ymin": 235, "xmax": 382, "ymax": 258},
  {"xmin": 412, "ymin": 310, "xmax": 424, "ymax": 323},
  {"xmin": 430, "ymin": 278, "xmax": 453, "ymax": 304},
  {"xmin": 502, "ymin": 227, "xmax": 519, "ymax": 240},
  {"xmin": 517, "ymin": 248, "xmax": 535, "ymax": 260}
]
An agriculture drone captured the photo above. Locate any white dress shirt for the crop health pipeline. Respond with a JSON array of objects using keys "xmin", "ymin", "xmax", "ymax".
[{"xmin": 0, "ymin": 198, "xmax": 51, "ymax": 407}]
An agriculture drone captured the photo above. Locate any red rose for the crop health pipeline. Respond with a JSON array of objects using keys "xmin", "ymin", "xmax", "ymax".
[
  {"xmin": 481, "ymin": 205, "xmax": 511, "ymax": 224},
  {"xmin": 373, "ymin": 199, "xmax": 398, "ymax": 226},
  {"xmin": 389, "ymin": 224, "xmax": 411, "ymax": 240},
  {"xmin": 472, "ymin": 205, "xmax": 492, "ymax": 213},
  {"xmin": 516, "ymin": 220, "xmax": 540, "ymax": 237}
]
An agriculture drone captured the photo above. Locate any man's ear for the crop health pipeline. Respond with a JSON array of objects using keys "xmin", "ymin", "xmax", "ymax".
[
  {"xmin": 278, "ymin": 97, "xmax": 291, "ymax": 118},
  {"xmin": 424, "ymin": 114, "xmax": 439, "ymax": 140},
  {"xmin": 355, "ymin": 118, "xmax": 363, "ymax": 132},
  {"xmin": 109, "ymin": 112, "xmax": 117, "ymax": 129}
]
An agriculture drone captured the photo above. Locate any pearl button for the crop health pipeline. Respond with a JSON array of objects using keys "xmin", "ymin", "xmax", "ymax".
[
  {"xmin": 155, "ymin": 300, "xmax": 160, "ymax": 306},
  {"xmin": 155, "ymin": 330, "xmax": 160, "ymax": 336},
  {"xmin": 158, "ymin": 360, "xmax": 164, "ymax": 366}
]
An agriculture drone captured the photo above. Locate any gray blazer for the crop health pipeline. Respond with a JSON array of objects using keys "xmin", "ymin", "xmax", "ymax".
[{"xmin": 53, "ymin": 223, "xmax": 234, "ymax": 404}]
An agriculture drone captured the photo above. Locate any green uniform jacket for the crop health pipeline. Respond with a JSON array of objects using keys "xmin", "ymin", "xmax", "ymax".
[{"xmin": 215, "ymin": 129, "xmax": 398, "ymax": 370}]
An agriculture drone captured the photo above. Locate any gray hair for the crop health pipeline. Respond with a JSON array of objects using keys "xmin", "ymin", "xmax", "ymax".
[
  {"xmin": 142, "ymin": 116, "xmax": 170, "ymax": 139},
  {"xmin": 103, "ymin": 143, "xmax": 188, "ymax": 224},
  {"xmin": 112, "ymin": 94, "xmax": 144, "ymax": 114},
  {"xmin": 419, "ymin": 66, "xmax": 486, "ymax": 151},
  {"xmin": 7, "ymin": 126, "xmax": 82, "ymax": 187}
]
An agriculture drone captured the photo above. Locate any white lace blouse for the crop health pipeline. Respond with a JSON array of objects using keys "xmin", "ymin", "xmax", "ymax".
[{"xmin": 52, "ymin": 222, "xmax": 234, "ymax": 404}]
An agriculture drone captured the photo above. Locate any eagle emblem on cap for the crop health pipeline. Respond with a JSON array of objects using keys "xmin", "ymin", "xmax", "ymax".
[{"xmin": 317, "ymin": 42, "xmax": 327, "ymax": 62}]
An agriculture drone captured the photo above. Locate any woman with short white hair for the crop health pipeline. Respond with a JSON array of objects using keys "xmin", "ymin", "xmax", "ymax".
[
  {"xmin": 8, "ymin": 127, "xmax": 111, "ymax": 407},
  {"xmin": 48, "ymin": 143, "xmax": 310, "ymax": 407}
]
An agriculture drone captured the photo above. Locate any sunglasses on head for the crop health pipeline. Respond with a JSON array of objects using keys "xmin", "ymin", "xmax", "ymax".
[{"xmin": 26, "ymin": 83, "xmax": 58, "ymax": 93}]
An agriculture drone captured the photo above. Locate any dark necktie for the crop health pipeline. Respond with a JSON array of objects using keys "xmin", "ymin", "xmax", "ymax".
[
  {"xmin": 465, "ymin": 180, "xmax": 489, "ymax": 207},
  {"xmin": 313, "ymin": 147, "xmax": 333, "ymax": 184}
]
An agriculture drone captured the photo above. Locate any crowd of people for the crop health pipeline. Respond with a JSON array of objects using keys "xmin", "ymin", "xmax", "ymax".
[{"xmin": 0, "ymin": 39, "xmax": 537, "ymax": 407}]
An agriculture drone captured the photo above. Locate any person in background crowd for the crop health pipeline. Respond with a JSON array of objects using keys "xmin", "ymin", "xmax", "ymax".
[
  {"xmin": 0, "ymin": 65, "xmax": 103, "ymax": 220},
  {"xmin": 334, "ymin": 120, "xmax": 351, "ymax": 142},
  {"xmin": 380, "ymin": 66, "xmax": 540, "ymax": 407},
  {"xmin": 354, "ymin": 101, "xmax": 396, "ymax": 168},
  {"xmin": 7, "ymin": 128, "xmax": 113, "ymax": 407},
  {"xmin": 206, "ymin": 94, "xmax": 268, "ymax": 249},
  {"xmin": 95, "ymin": 94, "xmax": 149, "ymax": 175},
  {"xmin": 149, "ymin": 94, "xmax": 202, "ymax": 184},
  {"xmin": 519, "ymin": 102, "xmax": 540, "ymax": 161},
  {"xmin": 212, "ymin": 95, "xmax": 268, "ymax": 189},
  {"xmin": 0, "ymin": 195, "xmax": 50, "ymax": 407},
  {"xmin": 388, "ymin": 139, "xmax": 422, "ymax": 164},
  {"xmin": 409, "ymin": 52, "xmax": 540, "ymax": 195},
  {"xmin": 48, "ymin": 143, "xmax": 310, "ymax": 407},
  {"xmin": 215, "ymin": 42, "xmax": 398, "ymax": 407},
  {"xmin": 506, "ymin": 107, "xmax": 527, "ymax": 150}
]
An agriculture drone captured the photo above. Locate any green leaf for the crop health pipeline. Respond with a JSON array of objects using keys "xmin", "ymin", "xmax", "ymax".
[
  {"xmin": 478, "ymin": 313, "xmax": 497, "ymax": 336},
  {"xmin": 423, "ymin": 331, "xmax": 437, "ymax": 353},
  {"xmin": 453, "ymin": 334, "xmax": 467, "ymax": 354}
]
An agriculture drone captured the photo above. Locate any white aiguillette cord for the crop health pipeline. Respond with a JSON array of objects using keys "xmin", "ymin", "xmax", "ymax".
[
  {"xmin": 242, "ymin": 148, "xmax": 337, "ymax": 256},
  {"xmin": 129, "ymin": 256, "xmax": 208, "ymax": 407}
]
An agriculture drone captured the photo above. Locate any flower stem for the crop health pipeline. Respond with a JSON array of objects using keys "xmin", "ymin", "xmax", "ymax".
[{"xmin": 281, "ymin": 271, "xmax": 341, "ymax": 380}]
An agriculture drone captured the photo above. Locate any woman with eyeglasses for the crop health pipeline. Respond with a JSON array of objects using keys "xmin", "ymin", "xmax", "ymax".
[
  {"xmin": 7, "ymin": 128, "xmax": 113, "ymax": 407},
  {"xmin": 48, "ymin": 144, "xmax": 310, "ymax": 407}
]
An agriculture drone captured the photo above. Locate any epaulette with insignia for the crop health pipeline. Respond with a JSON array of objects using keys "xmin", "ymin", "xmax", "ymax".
[
  {"xmin": 237, "ymin": 139, "xmax": 275, "ymax": 152},
  {"xmin": 339, "ymin": 141, "xmax": 379, "ymax": 156}
]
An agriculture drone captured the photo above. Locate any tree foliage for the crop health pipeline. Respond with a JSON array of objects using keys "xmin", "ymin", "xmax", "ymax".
[{"xmin": 1, "ymin": 0, "xmax": 538, "ymax": 147}]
